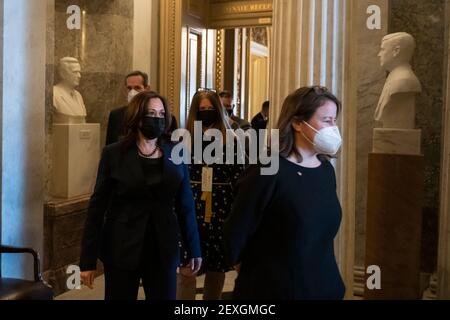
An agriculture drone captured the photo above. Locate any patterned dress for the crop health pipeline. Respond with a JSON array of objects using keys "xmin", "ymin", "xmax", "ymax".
[{"xmin": 187, "ymin": 141, "xmax": 245, "ymax": 273}]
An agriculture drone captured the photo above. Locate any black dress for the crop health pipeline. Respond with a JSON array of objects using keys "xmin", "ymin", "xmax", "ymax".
[
  {"xmin": 187, "ymin": 139, "xmax": 245, "ymax": 273},
  {"xmin": 224, "ymin": 157, "xmax": 346, "ymax": 300}
]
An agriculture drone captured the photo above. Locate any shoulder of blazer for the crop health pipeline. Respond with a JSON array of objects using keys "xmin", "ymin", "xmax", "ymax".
[
  {"xmin": 109, "ymin": 106, "xmax": 127, "ymax": 121},
  {"xmin": 101, "ymin": 141, "xmax": 124, "ymax": 161},
  {"xmin": 236, "ymin": 163, "xmax": 278, "ymax": 191},
  {"xmin": 161, "ymin": 142, "xmax": 188, "ymax": 172},
  {"xmin": 161, "ymin": 141, "xmax": 179, "ymax": 156}
]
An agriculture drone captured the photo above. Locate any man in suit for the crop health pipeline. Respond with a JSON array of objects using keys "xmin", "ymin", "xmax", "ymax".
[
  {"xmin": 106, "ymin": 71, "xmax": 179, "ymax": 145},
  {"xmin": 251, "ymin": 100, "xmax": 270, "ymax": 131},
  {"xmin": 105, "ymin": 71, "xmax": 151, "ymax": 145},
  {"xmin": 219, "ymin": 90, "xmax": 252, "ymax": 131},
  {"xmin": 251, "ymin": 101, "xmax": 270, "ymax": 158}
]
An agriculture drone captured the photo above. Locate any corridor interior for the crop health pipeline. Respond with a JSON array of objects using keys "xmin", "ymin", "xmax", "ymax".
[{"xmin": 1, "ymin": 0, "xmax": 450, "ymax": 301}]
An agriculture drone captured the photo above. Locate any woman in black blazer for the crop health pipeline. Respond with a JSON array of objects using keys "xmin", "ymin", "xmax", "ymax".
[
  {"xmin": 79, "ymin": 91, "xmax": 202, "ymax": 300},
  {"xmin": 224, "ymin": 86, "xmax": 346, "ymax": 300}
]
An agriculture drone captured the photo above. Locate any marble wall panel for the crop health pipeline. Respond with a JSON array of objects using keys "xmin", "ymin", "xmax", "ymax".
[
  {"xmin": 55, "ymin": 0, "xmax": 133, "ymax": 18},
  {"xmin": 53, "ymin": 0, "xmax": 133, "ymax": 144},
  {"xmin": 390, "ymin": 0, "xmax": 446, "ymax": 273},
  {"xmin": 354, "ymin": 0, "xmax": 389, "ymax": 267},
  {"xmin": 45, "ymin": 0, "xmax": 55, "ymax": 201},
  {"xmin": 54, "ymin": 12, "xmax": 133, "ymax": 74}
]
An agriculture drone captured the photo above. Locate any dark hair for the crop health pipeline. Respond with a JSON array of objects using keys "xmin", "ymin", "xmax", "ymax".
[
  {"xmin": 262, "ymin": 101, "xmax": 270, "ymax": 110},
  {"xmin": 125, "ymin": 71, "xmax": 149, "ymax": 87},
  {"xmin": 121, "ymin": 91, "xmax": 172, "ymax": 149},
  {"xmin": 277, "ymin": 86, "xmax": 341, "ymax": 162},
  {"xmin": 219, "ymin": 90, "xmax": 233, "ymax": 99},
  {"xmin": 186, "ymin": 90, "xmax": 231, "ymax": 143}
]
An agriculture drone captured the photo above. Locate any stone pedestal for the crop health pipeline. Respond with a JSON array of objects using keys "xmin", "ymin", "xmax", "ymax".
[
  {"xmin": 51, "ymin": 124, "xmax": 100, "ymax": 199},
  {"xmin": 372, "ymin": 128, "xmax": 421, "ymax": 155},
  {"xmin": 364, "ymin": 153, "xmax": 424, "ymax": 299},
  {"xmin": 43, "ymin": 196, "xmax": 103, "ymax": 296}
]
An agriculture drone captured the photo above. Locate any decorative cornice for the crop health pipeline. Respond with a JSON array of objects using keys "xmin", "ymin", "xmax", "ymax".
[
  {"xmin": 236, "ymin": 28, "xmax": 243, "ymax": 116},
  {"xmin": 167, "ymin": 0, "xmax": 177, "ymax": 111}
]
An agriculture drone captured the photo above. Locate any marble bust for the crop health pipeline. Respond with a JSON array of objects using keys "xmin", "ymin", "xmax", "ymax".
[
  {"xmin": 375, "ymin": 32, "xmax": 422, "ymax": 129},
  {"xmin": 53, "ymin": 57, "xmax": 87, "ymax": 124}
]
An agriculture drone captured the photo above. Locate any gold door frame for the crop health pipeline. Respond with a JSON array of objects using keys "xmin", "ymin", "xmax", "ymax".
[{"xmin": 159, "ymin": 0, "xmax": 273, "ymax": 123}]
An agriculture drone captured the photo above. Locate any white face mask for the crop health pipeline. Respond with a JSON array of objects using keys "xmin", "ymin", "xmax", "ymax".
[
  {"xmin": 127, "ymin": 89, "xmax": 140, "ymax": 103},
  {"xmin": 302, "ymin": 121, "xmax": 342, "ymax": 155}
]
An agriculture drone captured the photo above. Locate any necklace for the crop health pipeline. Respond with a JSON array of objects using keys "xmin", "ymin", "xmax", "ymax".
[{"xmin": 137, "ymin": 143, "xmax": 159, "ymax": 158}]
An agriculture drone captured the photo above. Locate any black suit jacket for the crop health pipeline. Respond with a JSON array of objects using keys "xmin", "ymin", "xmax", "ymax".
[
  {"xmin": 106, "ymin": 106, "xmax": 127, "ymax": 146},
  {"xmin": 79, "ymin": 142, "xmax": 201, "ymax": 271},
  {"xmin": 231, "ymin": 115, "xmax": 252, "ymax": 131},
  {"xmin": 251, "ymin": 112, "xmax": 268, "ymax": 131}
]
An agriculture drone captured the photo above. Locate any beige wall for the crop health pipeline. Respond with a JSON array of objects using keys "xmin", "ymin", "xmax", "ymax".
[
  {"xmin": 249, "ymin": 41, "xmax": 269, "ymax": 119},
  {"xmin": 133, "ymin": 0, "xmax": 160, "ymax": 91}
]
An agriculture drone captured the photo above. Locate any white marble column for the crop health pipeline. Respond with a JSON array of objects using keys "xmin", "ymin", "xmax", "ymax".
[
  {"xmin": 270, "ymin": 0, "xmax": 346, "ymax": 112},
  {"xmin": 1, "ymin": 0, "xmax": 47, "ymax": 279},
  {"xmin": 269, "ymin": 0, "xmax": 357, "ymax": 299}
]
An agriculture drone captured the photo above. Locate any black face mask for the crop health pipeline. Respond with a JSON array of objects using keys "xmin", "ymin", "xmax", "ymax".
[
  {"xmin": 197, "ymin": 110, "xmax": 218, "ymax": 127},
  {"xmin": 140, "ymin": 117, "xmax": 166, "ymax": 140}
]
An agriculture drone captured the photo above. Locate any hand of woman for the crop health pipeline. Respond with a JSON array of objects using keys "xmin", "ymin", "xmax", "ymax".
[
  {"xmin": 179, "ymin": 257, "xmax": 202, "ymax": 277},
  {"xmin": 80, "ymin": 270, "xmax": 96, "ymax": 289},
  {"xmin": 234, "ymin": 264, "xmax": 242, "ymax": 273}
]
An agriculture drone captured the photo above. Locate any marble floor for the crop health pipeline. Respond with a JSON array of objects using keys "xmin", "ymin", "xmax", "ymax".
[{"xmin": 56, "ymin": 271, "xmax": 238, "ymax": 300}]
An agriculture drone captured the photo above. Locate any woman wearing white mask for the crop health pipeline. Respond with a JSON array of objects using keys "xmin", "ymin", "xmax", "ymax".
[{"xmin": 223, "ymin": 86, "xmax": 345, "ymax": 300}]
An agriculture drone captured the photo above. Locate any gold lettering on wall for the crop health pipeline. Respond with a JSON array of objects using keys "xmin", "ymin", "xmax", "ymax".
[
  {"xmin": 224, "ymin": 3, "xmax": 272, "ymax": 14},
  {"xmin": 209, "ymin": 0, "xmax": 273, "ymax": 28},
  {"xmin": 258, "ymin": 18, "xmax": 272, "ymax": 24}
]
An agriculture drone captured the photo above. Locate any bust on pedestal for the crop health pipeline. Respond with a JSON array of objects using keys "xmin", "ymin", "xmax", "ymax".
[
  {"xmin": 51, "ymin": 57, "xmax": 100, "ymax": 199},
  {"xmin": 53, "ymin": 57, "xmax": 87, "ymax": 125},
  {"xmin": 365, "ymin": 33, "xmax": 424, "ymax": 299},
  {"xmin": 372, "ymin": 32, "xmax": 422, "ymax": 155}
]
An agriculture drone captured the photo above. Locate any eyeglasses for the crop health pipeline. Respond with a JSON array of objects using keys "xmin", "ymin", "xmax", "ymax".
[
  {"xmin": 307, "ymin": 85, "xmax": 329, "ymax": 94},
  {"xmin": 197, "ymin": 87, "xmax": 217, "ymax": 93},
  {"xmin": 297, "ymin": 85, "xmax": 331, "ymax": 101}
]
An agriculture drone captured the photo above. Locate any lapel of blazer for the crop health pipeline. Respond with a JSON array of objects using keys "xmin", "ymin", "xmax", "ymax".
[{"xmin": 161, "ymin": 143, "xmax": 180, "ymax": 197}]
